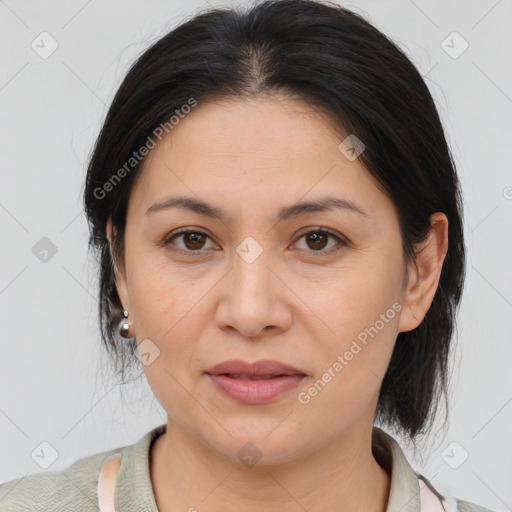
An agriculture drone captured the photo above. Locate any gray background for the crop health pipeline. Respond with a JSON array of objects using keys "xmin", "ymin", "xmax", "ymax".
[{"xmin": 1, "ymin": 1, "xmax": 511, "ymax": 510}]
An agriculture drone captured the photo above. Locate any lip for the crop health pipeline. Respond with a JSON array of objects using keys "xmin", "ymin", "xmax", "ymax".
[
  {"xmin": 206, "ymin": 359, "xmax": 305, "ymax": 377},
  {"xmin": 205, "ymin": 359, "xmax": 307, "ymax": 405}
]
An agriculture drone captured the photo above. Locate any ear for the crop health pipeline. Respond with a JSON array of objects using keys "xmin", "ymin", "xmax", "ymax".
[
  {"xmin": 106, "ymin": 218, "xmax": 130, "ymax": 312},
  {"xmin": 398, "ymin": 212, "xmax": 449, "ymax": 333}
]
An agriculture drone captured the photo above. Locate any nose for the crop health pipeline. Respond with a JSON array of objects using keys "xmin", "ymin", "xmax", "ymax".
[{"xmin": 215, "ymin": 249, "xmax": 292, "ymax": 340}]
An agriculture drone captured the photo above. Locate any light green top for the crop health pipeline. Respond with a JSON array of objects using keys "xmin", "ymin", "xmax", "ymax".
[{"xmin": 0, "ymin": 424, "xmax": 495, "ymax": 511}]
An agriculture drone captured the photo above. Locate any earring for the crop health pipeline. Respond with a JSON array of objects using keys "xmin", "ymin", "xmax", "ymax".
[{"xmin": 119, "ymin": 309, "xmax": 134, "ymax": 339}]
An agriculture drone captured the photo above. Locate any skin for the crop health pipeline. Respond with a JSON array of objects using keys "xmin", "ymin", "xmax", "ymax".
[{"xmin": 106, "ymin": 95, "xmax": 448, "ymax": 512}]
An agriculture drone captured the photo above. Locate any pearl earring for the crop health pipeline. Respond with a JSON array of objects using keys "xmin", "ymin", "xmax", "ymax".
[{"xmin": 119, "ymin": 309, "xmax": 134, "ymax": 339}]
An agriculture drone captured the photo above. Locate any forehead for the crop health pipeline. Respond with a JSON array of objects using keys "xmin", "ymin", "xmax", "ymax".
[
  {"xmin": 155, "ymin": 96, "xmax": 347, "ymax": 159},
  {"xmin": 128, "ymin": 96, "xmax": 390, "ymax": 220}
]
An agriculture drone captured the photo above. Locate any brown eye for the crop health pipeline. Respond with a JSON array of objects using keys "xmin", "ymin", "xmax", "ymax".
[
  {"xmin": 305, "ymin": 231, "xmax": 329, "ymax": 251},
  {"xmin": 163, "ymin": 229, "xmax": 215, "ymax": 254},
  {"xmin": 294, "ymin": 228, "xmax": 346, "ymax": 255},
  {"xmin": 181, "ymin": 232, "xmax": 207, "ymax": 250},
  {"xmin": 162, "ymin": 227, "xmax": 346, "ymax": 257}
]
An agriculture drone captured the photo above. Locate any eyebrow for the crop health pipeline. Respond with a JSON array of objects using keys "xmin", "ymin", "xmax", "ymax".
[{"xmin": 145, "ymin": 195, "xmax": 369, "ymax": 222}]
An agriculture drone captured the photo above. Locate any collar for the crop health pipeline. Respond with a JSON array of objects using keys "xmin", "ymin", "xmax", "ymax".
[{"xmin": 373, "ymin": 426, "xmax": 422, "ymax": 512}]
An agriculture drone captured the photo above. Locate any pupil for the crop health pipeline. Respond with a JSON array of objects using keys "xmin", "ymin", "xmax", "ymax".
[
  {"xmin": 308, "ymin": 232, "xmax": 327, "ymax": 250},
  {"xmin": 185, "ymin": 233, "xmax": 205, "ymax": 249}
]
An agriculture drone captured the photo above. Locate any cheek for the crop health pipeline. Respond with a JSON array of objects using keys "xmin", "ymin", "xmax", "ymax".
[
  {"xmin": 125, "ymin": 264, "xmax": 194, "ymax": 363},
  {"xmin": 126, "ymin": 248, "xmax": 203, "ymax": 336},
  {"xmin": 297, "ymin": 257, "xmax": 402, "ymax": 419},
  {"xmin": 299, "ymin": 314, "xmax": 398, "ymax": 433},
  {"xmin": 127, "ymin": 269, "xmax": 208, "ymax": 418},
  {"xmin": 308, "ymin": 255, "xmax": 403, "ymax": 345}
]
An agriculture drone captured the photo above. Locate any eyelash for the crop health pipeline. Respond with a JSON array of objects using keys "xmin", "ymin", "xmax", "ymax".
[{"xmin": 161, "ymin": 227, "xmax": 348, "ymax": 257}]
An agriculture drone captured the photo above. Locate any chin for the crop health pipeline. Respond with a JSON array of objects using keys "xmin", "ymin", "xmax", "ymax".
[{"xmin": 198, "ymin": 421, "xmax": 311, "ymax": 468}]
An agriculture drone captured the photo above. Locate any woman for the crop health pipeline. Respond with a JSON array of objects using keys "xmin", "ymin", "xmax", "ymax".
[{"xmin": 0, "ymin": 0, "xmax": 496, "ymax": 510}]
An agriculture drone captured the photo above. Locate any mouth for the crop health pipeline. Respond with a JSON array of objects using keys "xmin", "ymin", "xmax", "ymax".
[
  {"xmin": 205, "ymin": 359, "xmax": 307, "ymax": 404},
  {"xmin": 220, "ymin": 373, "xmax": 294, "ymax": 380},
  {"xmin": 206, "ymin": 358, "xmax": 306, "ymax": 377}
]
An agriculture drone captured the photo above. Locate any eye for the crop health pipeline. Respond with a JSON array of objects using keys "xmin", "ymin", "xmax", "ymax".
[
  {"xmin": 293, "ymin": 227, "xmax": 347, "ymax": 255},
  {"xmin": 160, "ymin": 227, "xmax": 348, "ymax": 257},
  {"xmin": 162, "ymin": 229, "xmax": 216, "ymax": 255}
]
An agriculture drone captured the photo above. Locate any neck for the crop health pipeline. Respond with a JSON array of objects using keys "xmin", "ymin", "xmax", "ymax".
[{"xmin": 150, "ymin": 421, "xmax": 391, "ymax": 512}]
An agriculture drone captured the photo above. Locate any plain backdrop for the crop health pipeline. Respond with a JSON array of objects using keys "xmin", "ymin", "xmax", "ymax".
[{"xmin": 1, "ymin": 1, "xmax": 511, "ymax": 510}]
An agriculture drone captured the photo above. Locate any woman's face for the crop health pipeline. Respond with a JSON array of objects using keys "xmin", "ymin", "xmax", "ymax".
[{"xmin": 109, "ymin": 96, "xmax": 424, "ymax": 464}]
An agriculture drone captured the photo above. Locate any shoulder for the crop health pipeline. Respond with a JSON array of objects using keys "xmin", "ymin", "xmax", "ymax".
[
  {"xmin": 0, "ymin": 445, "xmax": 127, "ymax": 512},
  {"xmin": 455, "ymin": 498, "xmax": 498, "ymax": 512},
  {"xmin": 375, "ymin": 428, "xmax": 498, "ymax": 512},
  {"xmin": 420, "ymin": 473, "xmax": 498, "ymax": 512}
]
